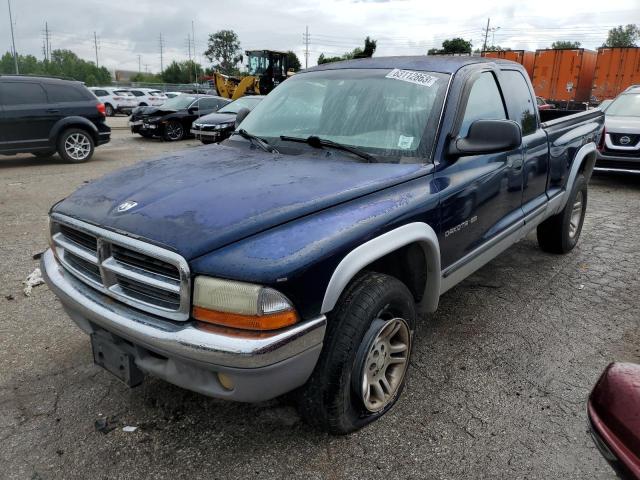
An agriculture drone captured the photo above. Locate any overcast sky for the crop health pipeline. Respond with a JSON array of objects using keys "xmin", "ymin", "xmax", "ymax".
[{"xmin": 2, "ymin": 0, "xmax": 640, "ymax": 74}]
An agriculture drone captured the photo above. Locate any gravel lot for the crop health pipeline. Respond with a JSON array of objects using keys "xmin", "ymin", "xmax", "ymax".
[{"xmin": 1, "ymin": 128, "xmax": 638, "ymax": 479}]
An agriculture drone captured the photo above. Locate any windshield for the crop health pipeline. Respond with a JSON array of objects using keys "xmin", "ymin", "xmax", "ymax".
[
  {"xmin": 238, "ymin": 68, "xmax": 449, "ymax": 162},
  {"xmin": 606, "ymin": 93, "xmax": 640, "ymax": 117},
  {"xmin": 161, "ymin": 95, "xmax": 196, "ymax": 110},
  {"xmin": 219, "ymin": 97, "xmax": 262, "ymax": 114}
]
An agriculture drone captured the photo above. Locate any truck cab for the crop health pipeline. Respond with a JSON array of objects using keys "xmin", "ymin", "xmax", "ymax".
[{"xmin": 42, "ymin": 56, "xmax": 603, "ymax": 434}]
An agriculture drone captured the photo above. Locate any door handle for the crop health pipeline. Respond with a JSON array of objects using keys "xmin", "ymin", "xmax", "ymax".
[{"xmin": 46, "ymin": 109, "xmax": 60, "ymax": 113}]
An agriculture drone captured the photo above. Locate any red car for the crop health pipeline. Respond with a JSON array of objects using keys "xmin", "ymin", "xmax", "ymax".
[
  {"xmin": 588, "ymin": 363, "xmax": 640, "ymax": 479},
  {"xmin": 536, "ymin": 96, "xmax": 555, "ymax": 110}
]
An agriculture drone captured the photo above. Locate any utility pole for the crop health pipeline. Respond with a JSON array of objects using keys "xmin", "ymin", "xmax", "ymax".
[
  {"xmin": 159, "ymin": 33, "xmax": 164, "ymax": 74},
  {"xmin": 45, "ymin": 22, "xmax": 51, "ymax": 61},
  {"xmin": 192, "ymin": 20, "xmax": 198, "ymax": 83},
  {"xmin": 186, "ymin": 33, "xmax": 192, "ymax": 83},
  {"xmin": 137, "ymin": 54, "xmax": 141, "ymax": 73},
  {"xmin": 93, "ymin": 31, "xmax": 99, "ymax": 68},
  {"xmin": 482, "ymin": 18, "xmax": 490, "ymax": 52},
  {"xmin": 303, "ymin": 26, "xmax": 310, "ymax": 69},
  {"xmin": 7, "ymin": 0, "xmax": 19, "ymax": 73}
]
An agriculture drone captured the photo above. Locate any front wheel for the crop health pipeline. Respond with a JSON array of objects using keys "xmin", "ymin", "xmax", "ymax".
[
  {"xmin": 57, "ymin": 128, "xmax": 95, "ymax": 163},
  {"xmin": 537, "ymin": 174, "xmax": 587, "ymax": 253},
  {"xmin": 297, "ymin": 272, "xmax": 415, "ymax": 434},
  {"xmin": 162, "ymin": 120, "xmax": 184, "ymax": 141}
]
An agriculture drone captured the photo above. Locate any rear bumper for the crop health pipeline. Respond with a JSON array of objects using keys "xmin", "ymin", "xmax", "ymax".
[
  {"xmin": 42, "ymin": 249, "xmax": 325, "ymax": 401},
  {"xmin": 96, "ymin": 131, "xmax": 110, "ymax": 146}
]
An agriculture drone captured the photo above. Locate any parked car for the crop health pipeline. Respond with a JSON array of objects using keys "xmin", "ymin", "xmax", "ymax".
[
  {"xmin": 126, "ymin": 88, "xmax": 167, "ymax": 107},
  {"xmin": 129, "ymin": 94, "xmax": 229, "ymax": 141},
  {"xmin": 595, "ymin": 85, "xmax": 640, "ymax": 174},
  {"xmin": 42, "ymin": 56, "xmax": 603, "ymax": 433},
  {"xmin": 191, "ymin": 96, "xmax": 264, "ymax": 144},
  {"xmin": 588, "ymin": 362, "xmax": 640, "ymax": 479},
  {"xmin": 0, "ymin": 75, "xmax": 110, "ymax": 162},
  {"xmin": 89, "ymin": 87, "xmax": 138, "ymax": 116},
  {"xmin": 536, "ymin": 96, "xmax": 555, "ymax": 110}
]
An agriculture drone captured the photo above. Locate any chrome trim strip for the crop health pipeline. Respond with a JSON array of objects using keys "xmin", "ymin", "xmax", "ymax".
[
  {"xmin": 321, "ymin": 222, "xmax": 441, "ymax": 314},
  {"xmin": 102, "ymin": 257, "xmax": 180, "ymax": 293},
  {"xmin": 52, "ymin": 232, "xmax": 98, "ymax": 263},
  {"xmin": 50, "ymin": 213, "xmax": 191, "ymax": 321},
  {"xmin": 594, "ymin": 167, "xmax": 640, "ymax": 174},
  {"xmin": 42, "ymin": 249, "xmax": 325, "ymax": 369}
]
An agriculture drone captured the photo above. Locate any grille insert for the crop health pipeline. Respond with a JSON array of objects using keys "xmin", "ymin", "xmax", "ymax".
[{"xmin": 50, "ymin": 215, "xmax": 190, "ymax": 321}]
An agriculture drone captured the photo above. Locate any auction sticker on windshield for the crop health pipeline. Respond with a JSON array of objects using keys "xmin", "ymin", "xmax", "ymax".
[{"xmin": 385, "ymin": 69, "xmax": 438, "ymax": 87}]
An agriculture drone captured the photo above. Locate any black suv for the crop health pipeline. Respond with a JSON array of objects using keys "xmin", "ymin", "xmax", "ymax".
[{"xmin": 0, "ymin": 75, "xmax": 111, "ymax": 163}]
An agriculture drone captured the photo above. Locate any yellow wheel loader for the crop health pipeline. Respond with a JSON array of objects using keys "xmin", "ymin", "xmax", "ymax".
[{"xmin": 211, "ymin": 50, "xmax": 290, "ymax": 100}]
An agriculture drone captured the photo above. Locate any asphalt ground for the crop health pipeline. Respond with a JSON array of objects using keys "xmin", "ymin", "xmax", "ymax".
[{"xmin": 1, "ymin": 127, "xmax": 638, "ymax": 479}]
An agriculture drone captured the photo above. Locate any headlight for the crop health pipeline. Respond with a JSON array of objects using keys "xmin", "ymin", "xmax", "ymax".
[
  {"xmin": 214, "ymin": 122, "xmax": 234, "ymax": 130},
  {"xmin": 192, "ymin": 277, "xmax": 299, "ymax": 331},
  {"xmin": 146, "ymin": 116, "xmax": 162, "ymax": 123}
]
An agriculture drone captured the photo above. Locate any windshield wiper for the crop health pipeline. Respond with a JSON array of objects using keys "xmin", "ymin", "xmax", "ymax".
[
  {"xmin": 279, "ymin": 135, "xmax": 374, "ymax": 162},
  {"xmin": 233, "ymin": 129, "xmax": 278, "ymax": 153}
]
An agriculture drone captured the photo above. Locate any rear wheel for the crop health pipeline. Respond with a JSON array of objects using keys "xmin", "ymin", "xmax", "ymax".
[
  {"xmin": 104, "ymin": 103, "xmax": 115, "ymax": 117},
  {"xmin": 537, "ymin": 174, "xmax": 587, "ymax": 253},
  {"xmin": 57, "ymin": 128, "xmax": 95, "ymax": 163},
  {"xmin": 163, "ymin": 120, "xmax": 185, "ymax": 141},
  {"xmin": 297, "ymin": 272, "xmax": 415, "ymax": 434}
]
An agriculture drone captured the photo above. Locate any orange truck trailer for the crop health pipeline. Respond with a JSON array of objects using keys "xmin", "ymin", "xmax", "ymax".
[
  {"xmin": 591, "ymin": 47, "xmax": 640, "ymax": 101},
  {"xmin": 482, "ymin": 50, "xmax": 535, "ymax": 79},
  {"xmin": 531, "ymin": 48, "xmax": 597, "ymax": 105}
]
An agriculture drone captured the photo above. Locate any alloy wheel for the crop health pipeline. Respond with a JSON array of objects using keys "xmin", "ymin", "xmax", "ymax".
[{"xmin": 64, "ymin": 133, "xmax": 91, "ymax": 161}]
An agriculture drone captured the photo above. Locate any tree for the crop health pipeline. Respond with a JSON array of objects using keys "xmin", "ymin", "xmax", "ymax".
[
  {"xmin": 286, "ymin": 51, "xmax": 301, "ymax": 71},
  {"xmin": 160, "ymin": 60, "xmax": 203, "ymax": 83},
  {"xmin": 353, "ymin": 36, "xmax": 377, "ymax": 59},
  {"xmin": 0, "ymin": 49, "xmax": 110, "ymax": 85},
  {"xmin": 204, "ymin": 29, "xmax": 242, "ymax": 75},
  {"xmin": 317, "ymin": 37, "xmax": 377, "ymax": 65},
  {"xmin": 428, "ymin": 38, "xmax": 472, "ymax": 55},
  {"xmin": 484, "ymin": 45, "xmax": 509, "ymax": 52},
  {"xmin": 603, "ymin": 24, "xmax": 640, "ymax": 47},
  {"xmin": 130, "ymin": 72, "xmax": 162, "ymax": 83},
  {"xmin": 551, "ymin": 41, "xmax": 581, "ymax": 49}
]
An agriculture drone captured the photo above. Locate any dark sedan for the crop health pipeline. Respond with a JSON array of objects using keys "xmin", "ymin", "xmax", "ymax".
[
  {"xmin": 191, "ymin": 96, "xmax": 264, "ymax": 144},
  {"xmin": 129, "ymin": 94, "xmax": 230, "ymax": 141}
]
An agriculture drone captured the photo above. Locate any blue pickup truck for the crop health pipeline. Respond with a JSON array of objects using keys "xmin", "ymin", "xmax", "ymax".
[{"xmin": 43, "ymin": 56, "xmax": 603, "ymax": 434}]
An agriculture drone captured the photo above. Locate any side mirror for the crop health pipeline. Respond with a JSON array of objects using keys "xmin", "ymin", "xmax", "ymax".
[
  {"xmin": 449, "ymin": 119, "xmax": 522, "ymax": 157},
  {"xmin": 188, "ymin": 105, "xmax": 199, "ymax": 114},
  {"xmin": 234, "ymin": 107, "xmax": 251, "ymax": 129}
]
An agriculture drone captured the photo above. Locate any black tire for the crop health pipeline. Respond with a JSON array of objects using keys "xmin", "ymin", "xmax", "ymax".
[
  {"xmin": 105, "ymin": 103, "xmax": 115, "ymax": 117},
  {"xmin": 162, "ymin": 120, "xmax": 185, "ymax": 141},
  {"xmin": 537, "ymin": 174, "xmax": 587, "ymax": 254},
  {"xmin": 57, "ymin": 128, "xmax": 95, "ymax": 163},
  {"xmin": 297, "ymin": 272, "xmax": 416, "ymax": 434}
]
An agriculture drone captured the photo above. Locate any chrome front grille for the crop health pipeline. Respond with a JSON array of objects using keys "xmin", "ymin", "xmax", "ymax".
[{"xmin": 50, "ymin": 214, "xmax": 190, "ymax": 321}]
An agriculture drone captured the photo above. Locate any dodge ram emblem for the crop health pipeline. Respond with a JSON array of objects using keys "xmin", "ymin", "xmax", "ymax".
[
  {"xmin": 620, "ymin": 136, "xmax": 631, "ymax": 145},
  {"xmin": 117, "ymin": 200, "xmax": 138, "ymax": 212}
]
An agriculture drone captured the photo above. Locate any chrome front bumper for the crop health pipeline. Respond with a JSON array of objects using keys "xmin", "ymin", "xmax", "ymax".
[{"xmin": 42, "ymin": 249, "xmax": 326, "ymax": 401}]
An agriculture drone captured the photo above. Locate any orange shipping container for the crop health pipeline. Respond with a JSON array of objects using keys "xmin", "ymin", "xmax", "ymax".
[
  {"xmin": 482, "ymin": 50, "xmax": 535, "ymax": 79},
  {"xmin": 531, "ymin": 49, "xmax": 597, "ymax": 104},
  {"xmin": 592, "ymin": 47, "xmax": 640, "ymax": 101}
]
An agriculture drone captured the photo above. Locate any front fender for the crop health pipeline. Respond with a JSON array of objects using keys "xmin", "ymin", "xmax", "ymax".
[{"xmin": 50, "ymin": 116, "xmax": 99, "ymax": 143}]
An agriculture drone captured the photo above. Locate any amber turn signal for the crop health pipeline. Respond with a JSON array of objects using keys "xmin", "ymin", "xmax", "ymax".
[{"xmin": 193, "ymin": 306, "xmax": 298, "ymax": 331}]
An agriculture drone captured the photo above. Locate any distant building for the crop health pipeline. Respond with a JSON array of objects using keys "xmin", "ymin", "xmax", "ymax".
[{"xmin": 114, "ymin": 70, "xmax": 139, "ymax": 81}]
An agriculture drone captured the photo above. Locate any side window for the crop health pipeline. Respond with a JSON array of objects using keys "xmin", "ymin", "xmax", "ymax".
[
  {"xmin": 459, "ymin": 72, "xmax": 506, "ymax": 137},
  {"xmin": 131, "ymin": 91, "xmax": 144, "ymax": 97},
  {"xmin": 500, "ymin": 70, "xmax": 537, "ymax": 135},
  {"xmin": 44, "ymin": 84, "xmax": 90, "ymax": 103},
  {"xmin": 1, "ymin": 82, "xmax": 48, "ymax": 106},
  {"xmin": 93, "ymin": 89, "xmax": 108, "ymax": 97}
]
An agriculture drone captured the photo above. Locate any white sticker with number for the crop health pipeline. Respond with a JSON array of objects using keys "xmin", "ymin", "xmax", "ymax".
[
  {"xmin": 397, "ymin": 135, "xmax": 414, "ymax": 149},
  {"xmin": 385, "ymin": 69, "xmax": 438, "ymax": 87}
]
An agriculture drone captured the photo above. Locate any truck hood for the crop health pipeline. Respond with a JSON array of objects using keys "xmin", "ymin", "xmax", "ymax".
[
  {"xmin": 53, "ymin": 145, "xmax": 427, "ymax": 260},
  {"xmin": 605, "ymin": 115, "xmax": 640, "ymax": 134}
]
